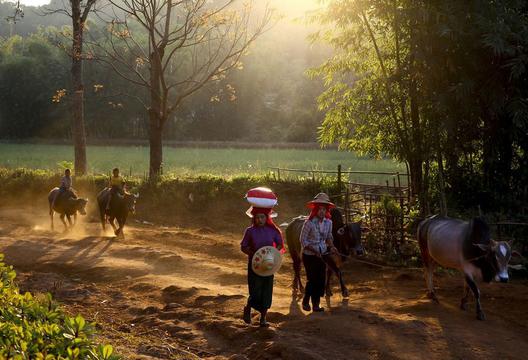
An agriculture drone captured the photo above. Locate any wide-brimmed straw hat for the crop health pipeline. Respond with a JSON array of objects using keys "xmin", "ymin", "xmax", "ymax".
[
  {"xmin": 251, "ymin": 246, "xmax": 282, "ymax": 276},
  {"xmin": 307, "ymin": 192, "xmax": 335, "ymax": 209}
]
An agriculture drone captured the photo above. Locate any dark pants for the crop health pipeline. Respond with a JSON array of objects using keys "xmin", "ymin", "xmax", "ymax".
[
  {"xmin": 247, "ymin": 263, "xmax": 274, "ymax": 312},
  {"xmin": 52, "ymin": 186, "xmax": 68, "ymax": 205},
  {"xmin": 302, "ymin": 253, "xmax": 326, "ymax": 307},
  {"xmin": 106, "ymin": 186, "xmax": 123, "ymax": 208}
]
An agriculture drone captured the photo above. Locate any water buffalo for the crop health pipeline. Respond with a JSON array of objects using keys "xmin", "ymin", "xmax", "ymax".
[
  {"xmin": 418, "ymin": 215, "xmax": 512, "ymax": 320},
  {"xmin": 97, "ymin": 188, "xmax": 138, "ymax": 237},
  {"xmin": 285, "ymin": 207, "xmax": 364, "ymax": 297},
  {"xmin": 48, "ymin": 188, "xmax": 88, "ymax": 231}
]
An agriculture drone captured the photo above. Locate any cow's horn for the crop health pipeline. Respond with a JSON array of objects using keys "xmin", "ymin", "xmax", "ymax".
[
  {"xmin": 512, "ymin": 250, "xmax": 525, "ymax": 259},
  {"xmin": 474, "ymin": 243, "xmax": 490, "ymax": 252}
]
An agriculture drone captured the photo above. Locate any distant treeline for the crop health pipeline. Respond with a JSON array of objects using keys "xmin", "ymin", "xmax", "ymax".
[{"xmin": 0, "ymin": 0, "xmax": 325, "ymax": 143}]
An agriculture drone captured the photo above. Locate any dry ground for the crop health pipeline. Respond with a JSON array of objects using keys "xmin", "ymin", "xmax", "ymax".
[{"xmin": 0, "ymin": 206, "xmax": 527, "ymax": 359}]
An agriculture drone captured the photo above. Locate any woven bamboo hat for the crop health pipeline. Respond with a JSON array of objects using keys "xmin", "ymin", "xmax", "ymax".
[
  {"xmin": 307, "ymin": 192, "xmax": 335, "ymax": 209},
  {"xmin": 251, "ymin": 246, "xmax": 282, "ymax": 276}
]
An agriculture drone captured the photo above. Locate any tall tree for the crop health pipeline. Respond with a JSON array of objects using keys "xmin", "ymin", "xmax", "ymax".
[
  {"xmin": 312, "ymin": 0, "xmax": 528, "ymax": 214},
  {"xmin": 45, "ymin": 0, "xmax": 98, "ymax": 175},
  {"xmin": 95, "ymin": 0, "xmax": 274, "ymax": 177},
  {"xmin": 310, "ymin": 0, "xmax": 434, "ymax": 212}
]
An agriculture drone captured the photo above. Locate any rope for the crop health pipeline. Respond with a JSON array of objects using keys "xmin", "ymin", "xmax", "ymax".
[
  {"xmin": 329, "ymin": 250, "xmax": 423, "ymax": 271},
  {"xmin": 347, "ymin": 256, "xmax": 423, "ymax": 271}
]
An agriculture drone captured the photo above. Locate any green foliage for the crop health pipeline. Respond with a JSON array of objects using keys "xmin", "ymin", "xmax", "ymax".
[
  {"xmin": 57, "ymin": 161, "xmax": 74, "ymax": 172},
  {"xmin": 0, "ymin": 2, "xmax": 326, "ymax": 143},
  {"xmin": 0, "ymin": 254, "xmax": 119, "ymax": 359},
  {"xmin": 0, "ymin": 33, "xmax": 70, "ymax": 139},
  {"xmin": 373, "ymin": 196, "xmax": 401, "ymax": 217},
  {"xmin": 312, "ymin": 0, "xmax": 528, "ymax": 216}
]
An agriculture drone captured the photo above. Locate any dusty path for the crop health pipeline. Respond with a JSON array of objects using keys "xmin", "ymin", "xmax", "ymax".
[{"xmin": 0, "ymin": 206, "xmax": 527, "ymax": 359}]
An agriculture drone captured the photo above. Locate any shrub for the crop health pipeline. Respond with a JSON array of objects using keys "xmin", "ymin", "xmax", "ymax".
[{"xmin": 0, "ymin": 254, "xmax": 119, "ymax": 359}]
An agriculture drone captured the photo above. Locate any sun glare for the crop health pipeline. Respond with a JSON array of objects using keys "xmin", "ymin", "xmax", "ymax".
[
  {"xmin": 19, "ymin": 0, "xmax": 50, "ymax": 6},
  {"xmin": 276, "ymin": 0, "xmax": 320, "ymax": 13}
]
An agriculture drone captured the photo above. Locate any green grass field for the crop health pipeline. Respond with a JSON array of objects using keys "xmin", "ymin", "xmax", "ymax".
[{"xmin": 0, "ymin": 143, "xmax": 405, "ymax": 183}]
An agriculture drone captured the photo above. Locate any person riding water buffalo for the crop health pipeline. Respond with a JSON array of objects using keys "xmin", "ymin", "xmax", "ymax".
[
  {"xmin": 300, "ymin": 193, "xmax": 338, "ymax": 312},
  {"xmin": 241, "ymin": 206, "xmax": 284, "ymax": 327},
  {"xmin": 50, "ymin": 168, "xmax": 74, "ymax": 211},
  {"xmin": 106, "ymin": 167, "xmax": 125, "ymax": 210}
]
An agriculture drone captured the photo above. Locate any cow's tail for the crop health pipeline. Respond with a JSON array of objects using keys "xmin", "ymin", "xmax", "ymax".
[{"xmin": 417, "ymin": 216, "xmax": 434, "ymax": 268}]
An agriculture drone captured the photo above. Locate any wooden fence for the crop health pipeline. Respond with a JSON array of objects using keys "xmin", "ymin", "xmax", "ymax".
[
  {"xmin": 269, "ymin": 165, "xmax": 413, "ymax": 256},
  {"xmin": 269, "ymin": 165, "xmax": 528, "ymax": 260}
]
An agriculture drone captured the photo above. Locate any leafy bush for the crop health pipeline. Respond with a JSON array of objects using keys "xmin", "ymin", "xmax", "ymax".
[{"xmin": 0, "ymin": 254, "xmax": 119, "ymax": 359}]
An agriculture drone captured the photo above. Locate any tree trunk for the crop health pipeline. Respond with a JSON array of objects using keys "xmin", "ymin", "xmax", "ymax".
[
  {"xmin": 436, "ymin": 150, "xmax": 448, "ymax": 216},
  {"xmin": 423, "ymin": 159, "xmax": 431, "ymax": 215},
  {"xmin": 408, "ymin": 157, "xmax": 423, "ymax": 209},
  {"xmin": 148, "ymin": 53, "xmax": 164, "ymax": 178},
  {"xmin": 71, "ymin": 1, "xmax": 87, "ymax": 175},
  {"xmin": 149, "ymin": 109, "xmax": 163, "ymax": 178},
  {"xmin": 408, "ymin": 73, "xmax": 426, "ymax": 215},
  {"xmin": 482, "ymin": 108, "xmax": 513, "ymax": 209}
]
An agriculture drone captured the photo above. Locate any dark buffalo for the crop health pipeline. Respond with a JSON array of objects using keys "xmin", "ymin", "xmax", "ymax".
[
  {"xmin": 418, "ymin": 215, "xmax": 512, "ymax": 320},
  {"xmin": 48, "ymin": 188, "xmax": 88, "ymax": 231},
  {"xmin": 285, "ymin": 207, "xmax": 364, "ymax": 297},
  {"xmin": 97, "ymin": 188, "xmax": 138, "ymax": 237}
]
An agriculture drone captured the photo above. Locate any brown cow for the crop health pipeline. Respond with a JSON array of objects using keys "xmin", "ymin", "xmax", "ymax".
[{"xmin": 48, "ymin": 188, "xmax": 88, "ymax": 231}]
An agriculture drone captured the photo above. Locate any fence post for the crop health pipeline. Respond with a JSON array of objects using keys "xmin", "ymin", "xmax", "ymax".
[
  {"xmin": 400, "ymin": 196, "xmax": 405, "ymax": 246},
  {"xmin": 363, "ymin": 192, "xmax": 368, "ymax": 220},
  {"xmin": 345, "ymin": 185, "xmax": 350, "ymax": 223},
  {"xmin": 337, "ymin": 164, "xmax": 342, "ymax": 194},
  {"xmin": 369, "ymin": 194, "xmax": 373, "ymax": 230},
  {"xmin": 407, "ymin": 171, "xmax": 411, "ymax": 202}
]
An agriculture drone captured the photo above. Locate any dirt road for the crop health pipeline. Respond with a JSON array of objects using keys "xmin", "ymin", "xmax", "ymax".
[{"xmin": 0, "ymin": 206, "xmax": 527, "ymax": 359}]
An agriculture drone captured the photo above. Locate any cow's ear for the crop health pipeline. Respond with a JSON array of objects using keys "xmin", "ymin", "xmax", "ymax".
[{"xmin": 337, "ymin": 227, "xmax": 345, "ymax": 235}]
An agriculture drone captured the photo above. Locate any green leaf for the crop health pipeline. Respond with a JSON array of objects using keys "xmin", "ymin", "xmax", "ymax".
[{"xmin": 102, "ymin": 344, "xmax": 113, "ymax": 359}]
